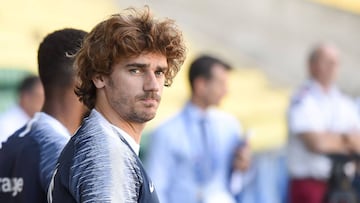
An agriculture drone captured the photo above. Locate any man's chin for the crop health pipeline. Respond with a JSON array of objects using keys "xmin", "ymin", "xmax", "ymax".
[
  {"xmin": 144, "ymin": 113, "xmax": 156, "ymax": 122},
  {"xmin": 133, "ymin": 112, "xmax": 157, "ymax": 123}
]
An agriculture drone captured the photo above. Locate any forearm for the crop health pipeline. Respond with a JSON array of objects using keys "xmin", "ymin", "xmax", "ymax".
[{"xmin": 300, "ymin": 132, "xmax": 349, "ymax": 154}]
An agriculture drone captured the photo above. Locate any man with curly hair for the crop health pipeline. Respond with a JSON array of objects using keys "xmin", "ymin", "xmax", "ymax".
[{"xmin": 48, "ymin": 7, "xmax": 186, "ymax": 203}]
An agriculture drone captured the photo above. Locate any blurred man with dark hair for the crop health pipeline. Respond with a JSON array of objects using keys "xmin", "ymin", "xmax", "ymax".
[
  {"xmin": 287, "ymin": 43, "xmax": 360, "ymax": 203},
  {"xmin": 48, "ymin": 7, "xmax": 186, "ymax": 203},
  {"xmin": 0, "ymin": 28, "xmax": 87, "ymax": 203},
  {"xmin": 0, "ymin": 75, "xmax": 44, "ymax": 142},
  {"xmin": 146, "ymin": 55, "xmax": 249, "ymax": 203}
]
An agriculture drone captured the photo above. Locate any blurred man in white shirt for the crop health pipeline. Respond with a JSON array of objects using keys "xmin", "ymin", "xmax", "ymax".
[
  {"xmin": 287, "ymin": 43, "xmax": 360, "ymax": 203},
  {"xmin": 0, "ymin": 75, "xmax": 44, "ymax": 142}
]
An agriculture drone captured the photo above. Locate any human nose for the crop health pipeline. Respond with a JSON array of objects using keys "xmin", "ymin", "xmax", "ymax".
[{"xmin": 143, "ymin": 72, "xmax": 160, "ymax": 92}]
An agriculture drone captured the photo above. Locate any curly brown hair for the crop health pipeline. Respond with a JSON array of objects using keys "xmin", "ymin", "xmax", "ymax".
[{"xmin": 75, "ymin": 7, "xmax": 186, "ymax": 109}]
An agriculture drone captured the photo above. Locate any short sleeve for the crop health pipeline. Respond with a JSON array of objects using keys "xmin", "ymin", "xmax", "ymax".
[{"xmin": 288, "ymin": 97, "xmax": 324, "ymax": 135}]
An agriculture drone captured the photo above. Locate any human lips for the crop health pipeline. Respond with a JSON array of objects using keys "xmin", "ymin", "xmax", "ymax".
[
  {"xmin": 142, "ymin": 97, "xmax": 157, "ymax": 102},
  {"xmin": 140, "ymin": 98, "xmax": 158, "ymax": 108}
]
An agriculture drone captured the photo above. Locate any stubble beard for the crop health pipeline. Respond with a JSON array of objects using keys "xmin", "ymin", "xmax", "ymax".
[
  {"xmin": 108, "ymin": 78, "xmax": 160, "ymax": 123},
  {"xmin": 128, "ymin": 109, "xmax": 156, "ymax": 123},
  {"xmin": 130, "ymin": 92, "xmax": 161, "ymax": 123},
  {"xmin": 117, "ymin": 95, "xmax": 161, "ymax": 124}
]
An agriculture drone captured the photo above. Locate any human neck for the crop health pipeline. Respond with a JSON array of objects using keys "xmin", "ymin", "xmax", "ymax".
[
  {"xmin": 42, "ymin": 93, "xmax": 83, "ymax": 134},
  {"xmin": 321, "ymin": 86, "xmax": 331, "ymax": 93},
  {"xmin": 317, "ymin": 81, "xmax": 333, "ymax": 94},
  {"xmin": 94, "ymin": 105, "xmax": 145, "ymax": 144},
  {"xmin": 190, "ymin": 96, "xmax": 209, "ymax": 111}
]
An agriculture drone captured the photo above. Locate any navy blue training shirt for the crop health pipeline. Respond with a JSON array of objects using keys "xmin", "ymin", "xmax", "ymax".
[
  {"xmin": 0, "ymin": 112, "xmax": 69, "ymax": 203},
  {"xmin": 48, "ymin": 109, "xmax": 159, "ymax": 203}
]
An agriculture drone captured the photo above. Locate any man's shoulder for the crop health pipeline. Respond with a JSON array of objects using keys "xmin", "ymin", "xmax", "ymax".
[
  {"xmin": 153, "ymin": 111, "xmax": 185, "ymax": 133},
  {"xmin": 0, "ymin": 106, "xmax": 29, "ymax": 139},
  {"xmin": 209, "ymin": 108, "xmax": 241, "ymax": 128},
  {"xmin": 70, "ymin": 119, "xmax": 107, "ymax": 148},
  {"xmin": 0, "ymin": 124, "xmax": 39, "ymax": 153},
  {"xmin": 290, "ymin": 84, "xmax": 313, "ymax": 107},
  {"xmin": 336, "ymin": 93, "xmax": 359, "ymax": 115},
  {"xmin": 337, "ymin": 92, "xmax": 356, "ymax": 104},
  {"xmin": 23, "ymin": 117, "xmax": 68, "ymax": 148},
  {"xmin": 63, "ymin": 120, "xmax": 128, "ymax": 166},
  {"xmin": 0, "ymin": 117, "xmax": 67, "ymax": 172},
  {"xmin": 0, "ymin": 105, "xmax": 26, "ymax": 119},
  {"xmin": 54, "ymin": 124, "xmax": 141, "ymax": 202},
  {"xmin": 55, "ymin": 124, "xmax": 111, "ymax": 185},
  {"xmin": 209, "ymin": 108, "xmax": 237, "ymax": 120}
]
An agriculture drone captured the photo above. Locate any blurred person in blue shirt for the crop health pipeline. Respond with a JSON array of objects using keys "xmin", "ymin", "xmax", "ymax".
[
  {"xmin": 145, "ymin": 55, "xmax": 250, "ymax": 203},
  {"xmin": 231, "ymin": 148, "xmax": 289, "ymax": 203}
]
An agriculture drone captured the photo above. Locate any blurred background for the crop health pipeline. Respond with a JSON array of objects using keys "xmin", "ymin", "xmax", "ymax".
[
  {"xmin": 1, "ymin": 0, "xmax": 360, "ymax": 152},
  {"xmin": 2, "ymin": 1, "xmax": 360, "ymax": 202}
]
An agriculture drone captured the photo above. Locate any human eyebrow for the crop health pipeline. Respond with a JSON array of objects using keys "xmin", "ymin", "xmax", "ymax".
[
  {"xmin": 156, "ymin": 66, "xmax": 168, "ymax": 72},
  {"xmin": 125, "ymin": 63, "xmax": 149, "ymax": 68}
]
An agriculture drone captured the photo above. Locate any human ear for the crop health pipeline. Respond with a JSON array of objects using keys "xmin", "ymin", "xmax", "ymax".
[{"xmin": 92, "ymin": 74, "xmax": 106, "ymax": 88}]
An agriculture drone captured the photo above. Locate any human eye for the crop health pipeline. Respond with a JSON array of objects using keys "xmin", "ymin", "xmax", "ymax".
[
  {"xmin": 155, "ymin": 69, "xmax": 165, "ymax": 77},
  {"xmin": 129, "ymin": 68, "xmax": 141, "ymax": 74}
]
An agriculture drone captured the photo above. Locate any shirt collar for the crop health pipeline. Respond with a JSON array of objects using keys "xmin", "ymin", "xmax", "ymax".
[
  {"xmin": 185, "ymin": 101, "xmax": 210, "ymax": 122},
  {"xmin": 111, "ymin": 124, "xmax": 140, "ymax": 156},
  {"xmin": 92, "ymin": 109, "xmax": 140, "ymax": 156},
  {"xmin": 14, "ymin": 104, "xmax": 31, "ymax": 120},
  {"xmin": 307, "ymin": 79, "xmax": 340, "ymax": 98},
  {"xmin": 35, "ymin": 112, "xmax": 70, "ymax": 137}
]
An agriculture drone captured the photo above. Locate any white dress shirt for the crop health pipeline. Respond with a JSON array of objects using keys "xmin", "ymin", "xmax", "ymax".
[
  {"xmin": 287, "ymin": 80, "xmax": 360, "ymax": 179},
  {"xmin": 0, "ymin": 104, "xmax": 30, "ymax": 143}
]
